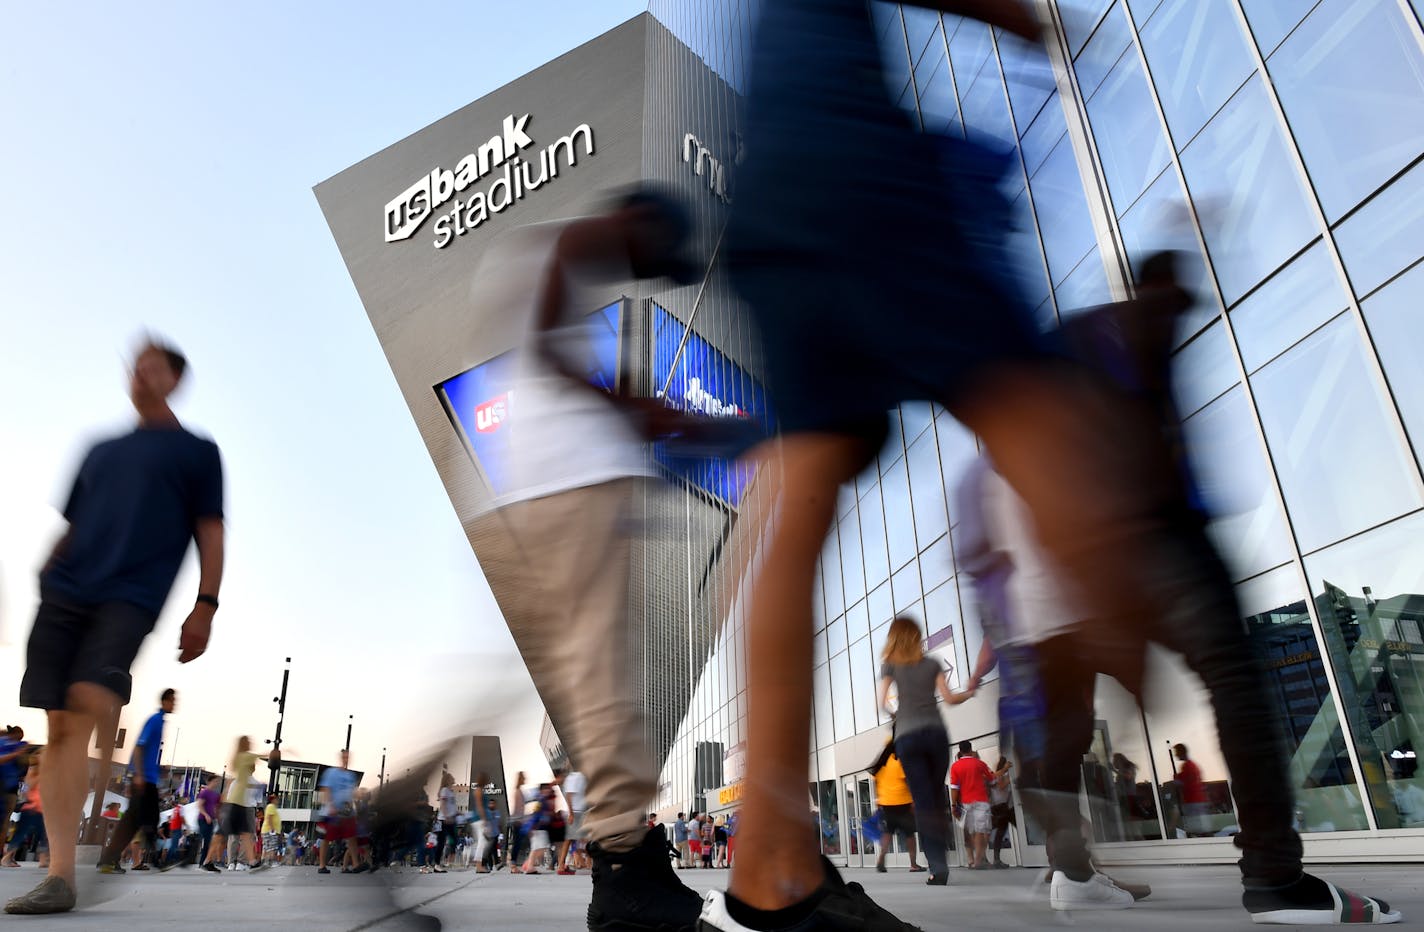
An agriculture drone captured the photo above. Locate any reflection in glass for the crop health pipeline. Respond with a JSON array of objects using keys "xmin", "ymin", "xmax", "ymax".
[
  {"xmin": 1251, "ymin": 314, "xmax": 1422, "ymax": 553},
  {"xmin": 1000, "ymin": 35, "xmax": 1055, "ymax": 131},
  {"xmin": 1180, "ymin": 76, "xmax": 1319, "ymax": 304},
  {"xmin": 1055, "ymin": 247, "xmax": 1113, "ymax": 312},
  {"xmin": 1058, "ymin": 0, "xmax": 1116, "ymax": 55},
  {"xmin": 1363, "ymin": 264, "xmax": 1424, "ymax": 472},
  {"xmin": 915, "ymin": 40, "xmax": 960, "ymax": 137},
  {"xmin": 1306, "ymin": 513, "xmax": 1424, "ymax": 828},
  {"xmin": 817, "ymin": 779, "xmax": 842, "ymax": 854},
  {"xmin": 1114, "ymin": 168, "xmax": 1219, "ymax": 341},
  {"xmin": 1087, "ymin": 677, "xmax": 1163, "ymax": 841},
  {"xmin": 1137, "ymin": 0, "xmax": 1255, "ymax": 145},
  {"xmin": 1019, "ymin": 92, "xmax": 1066, "ymax": 177},
  {"xmin": 1335, "ymin": 159, "xmax": 1424, "ymax": 299},
  {"xmin": 1229, "ymin": 241, "xmax": 1347, "ymax": 372},
  {"xmin": 1172, "ymin": 321, "xmax": 1237, "ymax": 417},
  {"xmin": 1270, "ymin": 0, "xmax": 1424, "ymax": 221}
]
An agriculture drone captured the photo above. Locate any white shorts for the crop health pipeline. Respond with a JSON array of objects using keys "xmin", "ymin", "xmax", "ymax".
[
  {"xmin": 529, "ymin": 830, "xmax": 550, "ymax": 850},
  {"xmin": 963, "ymin": 801, "xmax": 993, "ymax": 835}
]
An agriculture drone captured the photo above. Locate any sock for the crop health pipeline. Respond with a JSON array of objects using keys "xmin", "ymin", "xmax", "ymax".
[{"xmin": 723, "ymin": 888, "xmax": 828, "ymax": 930}]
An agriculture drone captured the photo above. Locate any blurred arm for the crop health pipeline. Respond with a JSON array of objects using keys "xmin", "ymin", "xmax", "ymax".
[
  {"xmin": 909, "ymin": 0, "xmax": 1042, "ymax": 41},
  {"xmin": 938, "ymin": 670, "xmax": 975, "ymax": 705}
]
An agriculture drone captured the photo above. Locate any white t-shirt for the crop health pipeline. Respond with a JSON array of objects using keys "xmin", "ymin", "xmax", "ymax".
[
  {"xmin": 469, "ymin": 224, "xmax": 650, "ymax": 509},
  {"xmin": 439, "ymin": 786, "xmax": 458, "ymax": 821},
  {"xmin": 980, "ymin": 467, "xmax": 1089, "ymax": 646},
  {"xmin": 562, "ymin": 772, "xmax": 587, "ymax": 813}
]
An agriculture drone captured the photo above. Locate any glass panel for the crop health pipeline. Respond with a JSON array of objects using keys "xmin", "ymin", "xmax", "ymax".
[
  {"xmin": 1305, "ymin": 512, "xmax": 1424, "ymax": 828},
  {"xmin": 908, "ymin": 432, "xmax": 950, "ymax": 550},
  {"xmin": 817, "ymin": 779, "xmax": 842, "ymax": 854},
  {"xmin": 859, "ymin": 482, "xmax": 891, "ymax": 590},
  {"xmin": 1180, "ymin": 75, "xmax": 1319, "ymax": 304},
  {"xmin": 848, "ymin": 598, "xmax": 872, "ymax": 647},
  {"xmin": 1019, "ymin": 92, "xmax": 1066, "ymax": 176},
  {"xmin": 814, "ymin": 663, "xmax": 834, "ymax": 749},
  {"xmin": 1142, "ymin": 647, "xmax": 1239, "ymax": 838},
  {"xmin": 1059, "ymin": 0, "xmax": 1116, "ymax": 55},
  {"xmin": 1173, "ymin": 320, "xmax": 1238, "ymax": 417},
  {"xmin": 877, "ymin": 8, "xmax": 911, "ymax": 101},
  {"xmin": 1031, "ymin": 134, "xmax": 1100, "ymax": 285},
  {"xmin": 900, "ymin": 401, "xmax": 934, "ymax": 445},
  {"xmin": 915, "ymin": 33, "xmax": 961, "ymax": 137},
  {"xmin": 920, "ymin": 535, "xmax": 954, "ymax": 592},
  {"xmin": 823, "ymin": 526, "xmax": 845, "ymax": 620},
  {"xmin": 924, "ymin": 580, "xmax": 964, "ymax": 688},
  {"xmin": 1183, "ymin": 388, "xmax": 1295, "ymax": 582},
  {"xmin": 841, "ymin": 500, "xmax": 867, "ymax": 607},
  {"xmin": 1229, "ymin": 241, "xmax": 1348, "ymax": 372},
  {"xmin": 1241, "ymin": 0, "xmax": 1319, "ymax": 57},
  {"xmin": 999, "ymin": 37, "xmax": 1053, "ymax": 136},
  {"xmin": 958, "ymin": 56, "xmax": 1015, "ymax": 149},
  {"xmin": 1126, "ymin": 0, "xmax": 1166, "ymax": 25},
  {"xmin": 937, "ymin": 412, "xmax": 980, "ymax": 526},
  {"xmin": 1251, "ymin": 314, "xmax": 1423, "ymax": 552},
  {"xmin": 883, "ymin": 457, "xmax": 917, "ymax": 571},
  {"xmin": 1087, "ymin": 676, "xmax": 1164, "ymax": 841},
  {"xmin": 1270, "ymin": 0, "xmax": 1424, "ymax": 221},
  {"xmin": 1138, "ymin": 0, "xmax": 1256, "ymax": 146},
  {"xmin": 1074, "ymin": 1, "xmax": 1131, "ymax": 100},
  {"xmin": 831, "ymin": 650, "xmax": 856, "ymax": 742},
  {"xmin": 902, "ymin": 7, "xmax": 941, "ymax": 67},
  {"xmin": 1336, "ymin": 159, "xmax": 1424, "ymax": 298},
  {"xmin": 1362, "ymin": 263, "xmax": 1424, "ymax": 472},
  {"xmin": 1007, "ymin": 188, "xmax": 1052, "ymax": 310},
  {"xmin": 892, "ymin": 560, "xmax": 922, "ymax": 614},
  {"xmin": 1085, "ymin": 47, "xmax": 1173, "ymax": 210},
  {"xmin": 827, "ymin": 613, "xmax": 849, "ymax": 659},
  {"xmin": 853, "ymin": 638, "xmax": 881, "ymax": 732},
  {"xmin": 1114, "ymin": 168, "xmax": 1219, "ymax": 340},
  {"xmin": 1055, "ymin": 247, "xmax": 1113, "ymax": 312},
  {"xmin": 1243, "ymin": 565, "xmax": 1371, "ymax": 832},
  {"xmin": 948, "ymin": 18, "xmax": 994, "ymax": 106}
]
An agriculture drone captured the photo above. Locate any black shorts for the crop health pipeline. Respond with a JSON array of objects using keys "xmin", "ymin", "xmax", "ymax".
[
  {"xmin": 547, "ymin": 824, "xmax": 567, "ymax": 845},
  {"xmin": 220, "ymin": 803, "xmax": 254, "ymax": 836},
  {"xmin": 881, "ymin": 804, "xmax": 916, "ymax": 837},
  {"xmin": 20, "ymin": 596, "xmax": 157, "ymax": 709}
]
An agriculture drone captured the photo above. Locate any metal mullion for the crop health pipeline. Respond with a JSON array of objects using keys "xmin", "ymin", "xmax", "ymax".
[{"xmin": 1039, "ymin": 0, "xmax": 1133, "ymax": 301}]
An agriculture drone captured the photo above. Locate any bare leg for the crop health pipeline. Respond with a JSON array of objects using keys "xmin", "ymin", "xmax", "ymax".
[
  {"xmin": 43, "ymin": 684, "xmax": 116, "ymax": 887},
  {"xmin": 907, "ymin": 833, "xmax": 918, "ymax": 869},
  {"xmin": 729, "ymin": 435, "xmax": 869, "ymax": 910}
]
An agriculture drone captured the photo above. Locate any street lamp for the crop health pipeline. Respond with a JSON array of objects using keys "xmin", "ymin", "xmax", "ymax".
[
  {"xmin": 345, "ymin": 715, "xmax": 354, "ymax": 755},
  {"xmin": 267, "ymin": 657, "xmax": 292, "ymax": 794},
  {"xmin": 380, "ymin": 748, "xmax": 387, "ymax": 787}
]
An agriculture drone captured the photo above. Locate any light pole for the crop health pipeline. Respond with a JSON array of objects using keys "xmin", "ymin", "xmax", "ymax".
[
  {"xmin": 344, "ymin": 715, "xmax": 354, "ymax": 755},
  {"xmin": 379, "ymin": 748, "xmax": 387, "ymax": 787},
  {"xmin": 267, "ymin": 657, "xmax": 292, "ymax": 794}
]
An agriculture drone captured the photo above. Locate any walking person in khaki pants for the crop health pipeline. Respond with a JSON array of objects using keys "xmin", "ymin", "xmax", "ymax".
[{"xmin": 468, "ymin": 189, "xmax": 709, "ymax": 932}]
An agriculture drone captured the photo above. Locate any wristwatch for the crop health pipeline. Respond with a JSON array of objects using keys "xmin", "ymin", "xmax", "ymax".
[{"xmin": 196, "ymin": 594, "xmax": 220, "ymax": 609}]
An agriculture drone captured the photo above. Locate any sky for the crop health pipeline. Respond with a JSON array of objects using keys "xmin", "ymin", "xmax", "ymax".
[{"xmin": 0, "ymin": 1, "xmax": 647, "ymax": 789}]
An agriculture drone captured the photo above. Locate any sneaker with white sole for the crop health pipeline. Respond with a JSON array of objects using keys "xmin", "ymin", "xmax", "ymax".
[
  {"xmin": 1049, "ymin": 871, "xmax": 1135, "ymax": 911},
  {"xmin": 1244, "ymin": 873, "xmax": 1401, "ymax": 925},
  {"xmin": 698, "ymin": 858, "xmax": 923, "ymax": 931}
]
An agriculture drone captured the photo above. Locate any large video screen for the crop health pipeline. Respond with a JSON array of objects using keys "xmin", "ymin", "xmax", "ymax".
[
  {"xmin": 652, "ymin": 304, "xmax": 767, "ymax": 507},
  {"xmin": 437, "ymin": 302, "xmax": 622, "ymax": 497}
]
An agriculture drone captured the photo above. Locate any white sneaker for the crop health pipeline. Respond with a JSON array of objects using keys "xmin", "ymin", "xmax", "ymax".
[
  {"xmin": 1050, "ymin": 871, "xmax": 1135, "ymax": 911},
  {"xmin": 233, "ymin": 863, "xmax": 249, "ymax": 872}
]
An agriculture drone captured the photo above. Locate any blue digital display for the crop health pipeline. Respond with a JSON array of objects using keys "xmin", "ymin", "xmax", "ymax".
[
  {"xmin": 652, "ymin": 304, "xmax": 767, "ymax": 506},
  {"xmin": 437, "ymin": 303, "xmax": 621, "ymax": 497}
]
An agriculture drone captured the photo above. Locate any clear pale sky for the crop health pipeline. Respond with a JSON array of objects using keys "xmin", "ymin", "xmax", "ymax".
[{"xmin": 0, "ymin": 1, "xmax": 646, "ymax": 788}]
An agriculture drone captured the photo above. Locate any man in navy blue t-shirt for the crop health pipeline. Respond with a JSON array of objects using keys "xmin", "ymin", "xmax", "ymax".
[{"xmin": 6, "ymin": 340, "xmax": 224, "ymax": 916}]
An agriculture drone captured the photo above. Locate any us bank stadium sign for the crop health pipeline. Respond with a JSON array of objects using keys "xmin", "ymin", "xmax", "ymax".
[{"xmin": 383, "ymin": 114, "xmax": 596, "ymax": 249}]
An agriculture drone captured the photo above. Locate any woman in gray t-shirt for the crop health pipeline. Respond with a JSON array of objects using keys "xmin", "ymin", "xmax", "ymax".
[{"xmin": 878, "ymin": 616, "xmax": 976, "ymax": 884}]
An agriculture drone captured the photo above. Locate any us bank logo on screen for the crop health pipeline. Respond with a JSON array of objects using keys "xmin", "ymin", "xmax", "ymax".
[{"xmin": 384, "ymin": 114, "xmax": 597, "ymax": 249}]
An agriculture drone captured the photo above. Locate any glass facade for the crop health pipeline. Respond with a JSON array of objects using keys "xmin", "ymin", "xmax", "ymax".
[{"xmin": 642, "ymin": 0, "xmax": 1424, "ymax": 863}]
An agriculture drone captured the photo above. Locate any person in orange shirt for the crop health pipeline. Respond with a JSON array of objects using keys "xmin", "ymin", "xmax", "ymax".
[{"xmin": 868, "ymin": 741, "xmax": 921, "ymax": 875}]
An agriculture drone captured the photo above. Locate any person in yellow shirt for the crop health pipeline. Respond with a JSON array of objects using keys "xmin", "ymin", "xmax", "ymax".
[
  {"xmin": 261, "ymin": 795, "xmax": 282, "ymax": 866},
  {"xmin": 868, "ymin": 740, "xmax": 921, "ymax": 874}
]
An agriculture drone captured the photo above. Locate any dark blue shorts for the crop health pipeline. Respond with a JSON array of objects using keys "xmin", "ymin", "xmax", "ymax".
[{"xmin": 20, "ymin": 595, "xmax": 157, "ymax": 709}]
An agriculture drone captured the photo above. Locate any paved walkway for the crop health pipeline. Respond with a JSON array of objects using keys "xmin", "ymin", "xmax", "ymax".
[{"xmin": 0, "ymin": 861, "xmax": 1420, "ymax": 928}]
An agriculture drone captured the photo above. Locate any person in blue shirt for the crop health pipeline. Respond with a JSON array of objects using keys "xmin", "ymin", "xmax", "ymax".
[
  {"xmin": 6, "ymin": 340, "xmax": 224, "ymax": 917},
  {"xmin": 316, "ymin": 750, "xmax": 358, "ymax": 875},
  {"xmin": 0, "ymin": 727, "xmax": 30, "ymax": 841},
  {"xmin": 97, "ymin": 689, "xmax": 175, "ymax": 874}
]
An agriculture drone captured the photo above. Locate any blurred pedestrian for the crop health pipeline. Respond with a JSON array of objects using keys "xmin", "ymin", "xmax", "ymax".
[
  {"xmin": 316, "ymin": 749, "xmax": 357, "ymax": 875},
  {"xmin": 1, "ymin": 757, "xmax": 46, "ymax": 868},
  {"xmin": 0, "ymin": 727, "xmax": 30, "ymax": 840},
  {"xmin": 206, "ymin": 736, "xmax": 266, "ymax": 873},
  {"xmin": 949, "ymin": 741, "xmax": 994, "ymax": 870},
  {"xmin": 466, "ymin": 192, "xmax": 704, "ymax": 930},
  {"xmin": 989, "ymin": 758, "xmax": 1014, "ymax": 868},
  {"xmin": 98, "ymin": 688, "xmax": 177, "ymax": 873},
  {"xmin": 6, "ymin": 339, "xmax": 222, "ymax": 915},
  {"xmin": 867, "ymin": 740, "xmax": 921, "ymax": 875}
]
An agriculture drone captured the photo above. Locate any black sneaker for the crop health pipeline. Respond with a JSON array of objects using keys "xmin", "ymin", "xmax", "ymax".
[
  {"xmin": 202, "ymin": 862, "xmax": 221, "ymax": 873},
  {"xmin": 1244, "ymin": 872, "xmax": 1401, "ymax": 925},
  {"xmin": 318, "ymin": 867, "xmax": 331, "ymax": 875},
  {"xmin": 588, "ymin": 823, "xmax": 702, "ymax": 931},
  {"xmin": 699, "ymin": 857, "xmax": 923, "ymax": 931},
  {"xmin": 131, "ymin": 864, "xmax": 150, "ymax": 871}
]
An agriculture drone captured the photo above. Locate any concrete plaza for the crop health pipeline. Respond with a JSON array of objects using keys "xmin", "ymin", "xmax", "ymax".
[{"xmin": 1, "ymin": 861, "xmax": 1421, "ymax": 929}]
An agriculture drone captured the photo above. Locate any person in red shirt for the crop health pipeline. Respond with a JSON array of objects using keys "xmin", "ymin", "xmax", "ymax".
[
  {"xmin": 949, "ymin": 742, "xmax": 994, "ymax": 869},
  {"xmin": 1174, "ymin": 744, "xmax": 1208, "ymax": 836}
]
